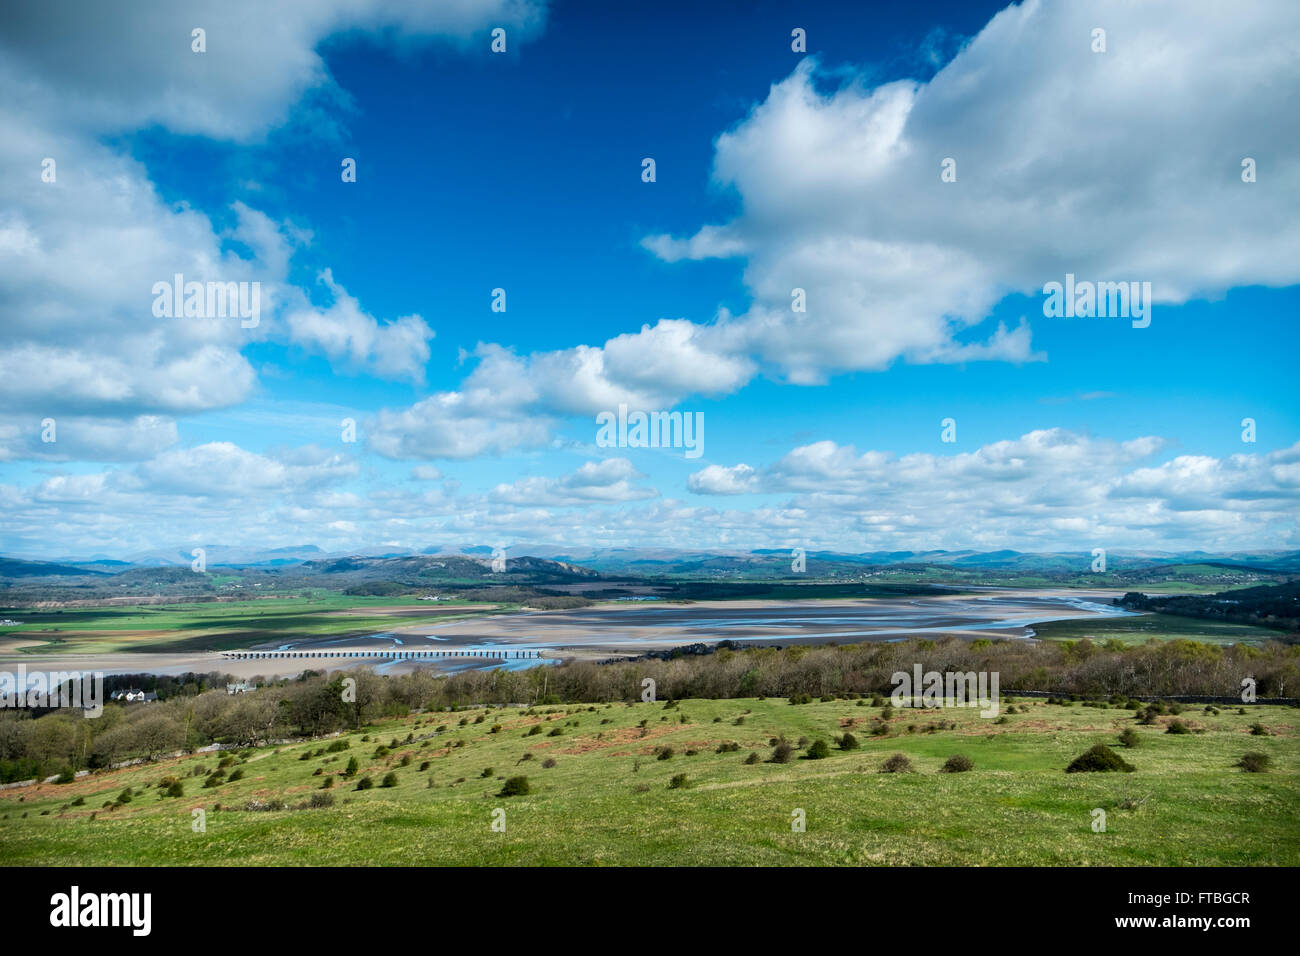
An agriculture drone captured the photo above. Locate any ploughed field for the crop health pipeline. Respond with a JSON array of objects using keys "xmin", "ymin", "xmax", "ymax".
[{"xmin": 2, "ymin": 696, "xmax": 1296, "ymax": 866}]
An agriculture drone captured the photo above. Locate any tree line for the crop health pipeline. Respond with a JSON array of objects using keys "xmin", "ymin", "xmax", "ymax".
[{"xmin": 2, "ymin": 634, "xmax": 1295, "ymax": 782}]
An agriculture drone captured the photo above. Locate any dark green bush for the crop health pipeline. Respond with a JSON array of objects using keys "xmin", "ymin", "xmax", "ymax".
[
  {"xmin": 498, "ymin": 776, "xmax": 531, "ymax": 797},
  {"xmin": 805, "ymin": 739, "xmax": 831, "ymax": 760},
  {"xmin": 1236, "ymin": 752, "xmax": 1272, "ymax": 773},
  {"xmin": 879, "ymin": 753, "xmax": 915, "ymax": 774},
  {"xmin": 1065, "ymin": 744, "xmax": 1135, "ymax": 773}
]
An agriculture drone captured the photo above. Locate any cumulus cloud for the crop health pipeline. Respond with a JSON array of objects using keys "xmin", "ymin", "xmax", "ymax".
[
  {"xmin": 645, "ymin": 0, "xmax": 1300, "ymax": 380},
  {"xmin": 683, "ymin": 430, "xmax": 1300, "ymax": 551},
  {"xmin": 368, "ymin": 392, "xmax": 554, "ymax": 460},
  {"xmin": 0, "ymin": 415, "xmax": 178, "ymax": 462},
  {"xmin": 0, "ymin": 0, "xmax": 544, "ymax": 431},
  {"xmin": 0, "ymin": 0, "xmax": 548, "ymax": 141},
  {"xmin": 133, "ymin": 442, "xmax": 358, "ymax": 496},
  {"xmin": 688, "ymin": 463, "xmax": 759, "ymax": 495},
  {"xmin": 287, "ymin": 270, "xmax": 434, "ymax": 383},
  {"xmin": 490, "ymin": 458, "xmax": 657, "ymax": 506},
  {"xmin": 4, "ymin": 433, "xmax": 1298, "ymax": 558},
  {"xmin": 367, "ymin": 327, "xmax": 748, "ymax": 460}
]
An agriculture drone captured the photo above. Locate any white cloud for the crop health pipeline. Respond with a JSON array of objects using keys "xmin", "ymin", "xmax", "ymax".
[
  {"xmin": 134, "ymin": 442, "xmax": 358, "ymax": 496},
  {"xmin": 368, "ymin": 392, "xmax": 554, "ymax": 460},
  {"xmin": 645, "ymin": 0, "xmax": 1300, "ymax": 380},
  {"xmin": 0, "ymin": 0, "xmax": 548, "ymax": 141},
  {"xmin": 0, "ymin": 0, "xmax": 544, "ymax": 429},
  {"xmin": 688, "ymin": 463, "xmax": 758, "ymax": 495},
  {"xmin": 3, "ymin": 434, "xmax": 1297, "ymax": 557},
  {"xmin": 287, "ymin": 270, "xmax": 434, "ymax": 383},
  {"xmin": 681, "ymin": 431, "xmax": 1300, "ymax": 551},
  {"xmin": 367, "ymin": 327, "xmax": 747, "ymax": 460},
  {"xmin": 0, "ymin": 415, "xmax": 178, "ymax": 462},
  {"xmin": 490, "ymin": 458, "xmax": 657, "ymax": 506}
]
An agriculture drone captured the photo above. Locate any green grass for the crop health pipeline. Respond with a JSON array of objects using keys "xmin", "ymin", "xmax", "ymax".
[
  {"xmin": 2, "ymin": 697, "xmax": 1296, "ymax": 866},
  {"xmin": 0, "ymin": 594, "xmax": 506, "ymax": 655},
  {"xmin": 1033, "ymin": 612, "xmax": 1285, "ymax": 646}
]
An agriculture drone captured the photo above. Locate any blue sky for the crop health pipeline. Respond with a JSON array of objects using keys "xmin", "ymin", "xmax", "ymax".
[{"xmin": 1, "ymin": 0, "xmax": 1297, "ymax": 559}]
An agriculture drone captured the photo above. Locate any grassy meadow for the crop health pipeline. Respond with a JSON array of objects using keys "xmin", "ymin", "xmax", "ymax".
[
  {"xmin": 1033, "ymin": 612, "xmax": 1285, "ymax": 646},
  {"xmin": 2, "ymin": 695, "xmax": 1296, "ymax": 866}
]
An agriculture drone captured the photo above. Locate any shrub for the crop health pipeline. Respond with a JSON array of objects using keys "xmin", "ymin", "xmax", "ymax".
[
  {"xmin": 542, "ymin": 758, "xmax": 557, "ymax": 769},
  {"xmin": 879, "ymin": 753, "xmax": 915, "ymax": 774},
  {"xmin": 356, "ymin": 776, "xmax": 374, "ymax": 790},
  {"xmin": 419, "ymin": 760, "xmax": 431, "ymax": 771},
  {"xmin": 381, "ymin": 772, "xmax": 399, "ymax": 788},
  {"xmin": 498, "ymin": 776, "xmax": 531, "ymax": 797},
  {"xmin": 326, "ymin": 740, "xmax": 349, "ymax": 753},
  {"xmin": 771, "ymin": 742, "xmax": 794, "ymax": 764},
  {"xmin": 1165, "ymin": 720, "xmax": 1190, "ymax": 735},
  {"xmin": 321, "ymin": 775, "xmax": 334, "ymax": 789},
  {"xmin": 244, "ymin": 798, "xmax": 286, "ymax": 812},
  {"xmin": 1065, "ymin": 744, "xmax": 1135, "ymax": 773},
  {"xmin": 939, "ymin": 754, "xmax": 973, "ymax": 773},
  {"xmin": 744, "ymin": 752, "xmax": 761, "ymax": 765},
  {"xmin": 480, "ymin": 767, "xmax": 494, "ymax": 778},
  {"xmin": 343, "ymin": 757, "xmax": 359, "ymax": 777},
  {"xmin": 656, "ymin": 747, "xmax": 675, "ymax": 761},
  {"xmin": 164, "ymin": 780, "xmax": 184, "ymax": 798},
  {"xmin": 668, "ymin": 773, "xmax": 690, "ymax": 789},
  {"xmin": 1236, "ymin": 752, "xmax": 1272, "ymax": 773},
  {"xmin": 1249, "ymin": 722, "xmax": 1269, "ymax": 736},
  {"xmin": 1118, "ymin": 727, "xmax": 1141, "ymax": 748},
  {"xmin": 307, "ymin": 792, "xmax": 335, "ymax": 809},
  {"xmin": 837, "ymin": 732, "xmax": 860, "ymax": 751},
  {"xmin": 805, "ymin": 739, "xmax": 831, "ymax": 760}
]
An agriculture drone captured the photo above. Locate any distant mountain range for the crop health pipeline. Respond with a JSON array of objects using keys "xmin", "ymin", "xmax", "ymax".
[{"xmin": 4, "ymin": 546, "xmax": 1300, "ymax": 580}]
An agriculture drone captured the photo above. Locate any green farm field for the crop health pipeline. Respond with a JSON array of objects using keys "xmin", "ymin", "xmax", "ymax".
[
  {"xmin": 2, "ymin": 696, "xmax": 1296, "ymax": 866},
  {"xmin": 1033, "ymin": 613, "xmax": 1285, "ymax": 646},
  {"xmin": 0, "ymin": 594, "xmax": 504, "ymax": 655}
]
